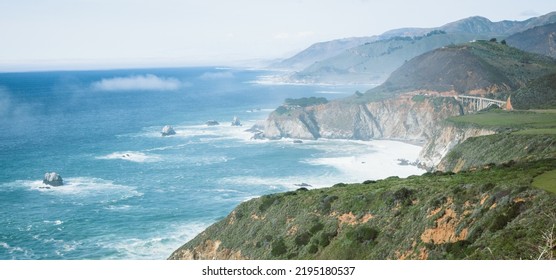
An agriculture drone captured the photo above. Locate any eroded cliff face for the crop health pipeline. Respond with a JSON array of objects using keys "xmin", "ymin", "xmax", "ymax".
[
  {"xmin": 263, "ymin": 95, "xmax": 464, "ymax": 143},
  {"xmin": 418, "ymin": 125, "xmax": 496, "ymax": 170}
]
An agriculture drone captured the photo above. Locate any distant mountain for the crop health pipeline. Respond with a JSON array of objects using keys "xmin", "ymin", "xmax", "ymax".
[
  {"xmin": 270, "ymin": 26, "xmax": 460, "ymax": 71},
  {"xmin": 506, "ymin": 22, "xmax": 556, "ymax": 58},
  {"xmin": 366, "ymin": 40, "xmax": 556, "ymax": 98},
  {"xmin": 280, "ymin": 12, "xmax": 556, "ymax": 84},
  {"xmin": 290, "ymin": 31, "xmax": 483, "ymax": 84},
  {"xmin": 270, "ymin": 37, "xmax": 376, "ymax": 70}
]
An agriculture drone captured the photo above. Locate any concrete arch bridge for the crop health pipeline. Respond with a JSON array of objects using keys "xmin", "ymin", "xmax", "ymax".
[{"xmin": 454, "ymin": 95, "xmax": 509, "ymax": 112}]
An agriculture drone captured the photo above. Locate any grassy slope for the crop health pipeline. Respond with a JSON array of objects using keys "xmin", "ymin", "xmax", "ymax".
[
  {"xmin": 439, "ymin": 110, "xmax": 556, "ymax": 171},
  {"xmin": 446, "ymin": 109, "xmax": 556, "ymax": 134},
  {"xmin": 171, "ymin": 159, "xmax": 556, "ymax": 260},
  {"xmin": 533, "ymin": 170, "xmax": 556, "ymax": 194}
]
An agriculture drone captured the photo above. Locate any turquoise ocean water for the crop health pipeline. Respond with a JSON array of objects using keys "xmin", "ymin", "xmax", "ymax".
[{"xmin": 0, "ymin": 67, "xmax": 423, "ymax": 259}]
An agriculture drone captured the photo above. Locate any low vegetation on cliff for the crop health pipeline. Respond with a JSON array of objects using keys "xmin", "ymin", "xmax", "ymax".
[
  {"xmin": 437, "ymin": 110, "xmax": 556, "ymax": 172},
  {"xmin": 170, "ymin": 159, "xmax": 556, "ymax": 260}
]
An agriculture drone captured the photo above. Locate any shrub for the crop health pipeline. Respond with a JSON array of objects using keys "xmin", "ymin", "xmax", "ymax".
[
  {"xmin": 309, "ymin": 222, "xmax": 324, "ymax": 234},
  {"xmin": 318, "ymin": 231, "xmax": 337, "ymax": 248},
  {"xmin": 346, "ymin": 226, "xmax": 379, "ymax": 244},
  {"xmin": 271, "ymin": 238, "xmax": 287, "ymax": 257},
  {"xmin": 363, "ymin": 180, "xmax": 377, "ymax": 184},
  {"xmin": 489, "ymin": 202, "xmax": 523, "ymax": 231},
  {"xmin": 307, "ymin": 244, "xmax": 318, "ymax": 254},
  {"xmin": 412, "ymin": 95, "xmax": 426, "ymax": 102},
  {"xmin": 259, "ymin": 195, "xmax": 280, "ymax": 212},
  {"xmin": 319, "ymin": 195, "xmax": 339, "ymax": 214},
  {"xmin": 284, "ymin": 97, "xmax": 328, "ymax": 107},
  {"xmin": 295, "ymin": 232, "xmax": 312, "ymax": 246},
  {"xmin": 274, "ymin": 106, "xmax": 289, "ymax": 115},
  {"xmin": 392, "ymin": 187, "xmax": 415, "ymax": 206}
]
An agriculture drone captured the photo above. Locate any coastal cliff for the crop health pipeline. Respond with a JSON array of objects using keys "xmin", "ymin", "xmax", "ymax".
[
  {"xmin": 264, "ymin": 95, "xmax": 463, "ymax": 142},
  {"xmin": 418, "ymin": 125, "xmax": 496, "ymax": 169}
]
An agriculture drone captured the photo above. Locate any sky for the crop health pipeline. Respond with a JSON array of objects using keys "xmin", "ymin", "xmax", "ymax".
[{"xmin": 0, "ymin": 0, "xmax": 555, "ymax": 71}]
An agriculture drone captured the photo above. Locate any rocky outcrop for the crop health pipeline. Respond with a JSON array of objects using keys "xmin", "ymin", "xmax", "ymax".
[
  {"xmin": 43, "ymin": 172, "xmax": 63, "ymax": 186},
  {"xmin": 161, "ymin": 125, "xmax": 176, "ymax": 136},
  {"xmin": 418, "ymin": 125, "xmax": 496, "ymax": 169},
  {"xmin": 231, "ymin": 116, "xmax": 241, "ymax": 126},
  {"xmin": 206, "ymin": 120, "xmax": 220, "ymax": 126},
  {"xmin": 169, "ymin": 239, "xmax": 246, "ymax": 260},
  {"xmin": 263, "ymin": 95, "xmax": 463, "ymax": 142}
]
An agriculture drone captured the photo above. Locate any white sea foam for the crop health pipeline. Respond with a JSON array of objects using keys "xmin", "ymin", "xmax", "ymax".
[
  {"xmin": 216, "ymin": 139, "xmax": 424, "ymax": 191},
  {"xmin": 106, "ymin": 221, "xmax": 211, "ymax": 259},
  {"xmin": 18, "ymin": 177, "xmax": 143, "ymax": 202},
  {"xmin": 0, "ymin": 242, "xmax": 25, "ymax": 254},
  {"xmin": 217, "ymin": 173, "xmax": 340, "ymax": 191},
  {"xmin": 303, "ymin": 139, "xmax": 424, "ymax": 181},
  {"xmin": 43, "ymin": 220, "xmax": 64, "ymax": 226},
  {"xmin": 104, "ymin": 205, "xmax": 132, "ymax": 211},
  {"xmin": 96, "ymin": 151, "xmax": 161, "ymax": 163},
  {"xmin": 143, "ymin": 143, "xmax": 189, "ymax": 152}
]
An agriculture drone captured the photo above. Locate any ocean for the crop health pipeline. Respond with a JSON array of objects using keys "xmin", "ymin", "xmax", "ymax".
[{"xmin": 0, "ymin": 67, "xmax": 423, "ymax": 259}]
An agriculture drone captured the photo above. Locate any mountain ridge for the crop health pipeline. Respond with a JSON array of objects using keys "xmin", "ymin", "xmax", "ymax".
[{"xmin": 279, "ymin": 12, "xmax": 556, "ymax": 84}]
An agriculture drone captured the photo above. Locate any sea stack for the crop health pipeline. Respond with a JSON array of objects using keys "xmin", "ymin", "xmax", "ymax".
[
  {"xmin": 161, "ymin": 125, "xmax": 176, "ymax": 136},
  {"xmin": 231, "ymin": 116, "xmax": 241, "ymax": 126},
  {"xmin": 43, "ymin": 172, "xmax": 63, "ymax": 186}
]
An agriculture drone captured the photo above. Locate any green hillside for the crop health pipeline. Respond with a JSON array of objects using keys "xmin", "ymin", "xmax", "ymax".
[
  {"xmin": 170, "ymin": 159, "xmax": 556, "ymax": 260},
  {"xmin": 513, "ymin": 73, "xmax": 556, "ymax": 109},
  {"xmin": 356, "ymin": 41, "xmax": 556, "ymax": 102},
  {"xmin": 438, "ymin": 110, "xmax": 556, "ymax": 172}
]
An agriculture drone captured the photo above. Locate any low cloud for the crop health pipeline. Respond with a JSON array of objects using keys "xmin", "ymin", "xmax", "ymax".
[{"xmin": 92, "ymin": 74, "xmax": 182, "ymax": 91}]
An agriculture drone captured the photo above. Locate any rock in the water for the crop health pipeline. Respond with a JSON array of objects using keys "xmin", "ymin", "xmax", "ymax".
[
  {"xmin": 161, "ymin": 125, "xmax": 176, "ymax": 136},
  {"xmin": 206, "ymin": 120, "xmax": 220, "ymax": 126},
  {"xmin": 293, "ymin": 140, "xmax": 303, "ymax": 144},
  {"xmin": 43, "ymin": 172, "xmax": 63, "ymax": 186},
  {"xmin": 231, "ymin": 116, "xmax": 242, "ymax": 126},
  {"xmin": 251, "ymin": 131, "xmax": 265, "ymax": 140}
]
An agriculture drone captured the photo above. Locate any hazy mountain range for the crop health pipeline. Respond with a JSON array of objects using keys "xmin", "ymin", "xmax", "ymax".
[{"xmin": 272, "ymin": 12, "xmax": 556, "ymax": 84}]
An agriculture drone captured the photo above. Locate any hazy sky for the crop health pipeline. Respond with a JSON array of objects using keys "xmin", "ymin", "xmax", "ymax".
[{"xmin": 1, "ymin": 0, "xmax": 555, "ymax": 70}]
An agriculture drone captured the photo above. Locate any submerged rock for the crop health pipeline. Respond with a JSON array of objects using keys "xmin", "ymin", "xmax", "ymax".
[
  {"xmin": 43, "ymin": 172, "xmax": 63, "ymax": 187},
  {"xmin": 161, "ymin": 125, "xmax": 176, "ymax": 136},
  {"xmin": 251, "ymin": 131, "xmax": 265, "ymax": 140},
  {"xmin": 206, "ymin": 120, "xmax": 220, "ymax": 126}
]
